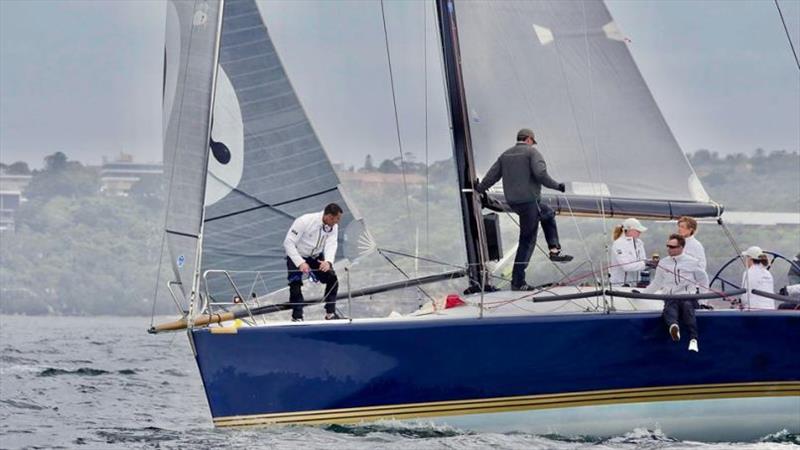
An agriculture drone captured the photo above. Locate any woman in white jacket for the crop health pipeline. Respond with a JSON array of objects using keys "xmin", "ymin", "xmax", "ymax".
[
  {"xmin": 609, "ymin": 218, "xmax": 649, "ymax": 286},
  {"xmin": 740, "ymin": 246, "xmax": 775, "ymax": 310}
]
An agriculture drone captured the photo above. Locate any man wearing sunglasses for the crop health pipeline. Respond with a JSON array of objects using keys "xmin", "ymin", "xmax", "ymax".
[{"xmin": 643, "ymin": 234, "xmax": 709, "ymax": 352}]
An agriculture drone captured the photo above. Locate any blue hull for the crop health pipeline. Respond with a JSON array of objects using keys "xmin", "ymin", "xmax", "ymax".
[{"xmin": 191, "ymin": 311, "xmax": 800, "ymax": 437}]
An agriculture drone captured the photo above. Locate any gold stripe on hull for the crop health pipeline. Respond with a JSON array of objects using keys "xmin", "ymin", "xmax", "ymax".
[{"xmin": 213, "ymin": 381, "xmax": 800, "ymax": 428}]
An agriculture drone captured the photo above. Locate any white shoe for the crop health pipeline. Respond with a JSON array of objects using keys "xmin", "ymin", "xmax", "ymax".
[
  {"xmin": 688, "ymin": 339, "xmax": 699, "ymax": 352},
  {"xmin": 669, "ymin": 324, "xmax": 680, "ymax": 342}
]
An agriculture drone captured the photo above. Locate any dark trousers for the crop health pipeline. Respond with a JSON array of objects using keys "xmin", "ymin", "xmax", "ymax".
[
  {"xmin": 663, "ymin": 299, "xmax": 699, "ymax": 340},
  {"xmin": 509, "ymin": 201, "xmax": 560, "ymax": 287},
  {"xmin": 287, "ymin": 256, "xmax": 338, "ymax": 319}
]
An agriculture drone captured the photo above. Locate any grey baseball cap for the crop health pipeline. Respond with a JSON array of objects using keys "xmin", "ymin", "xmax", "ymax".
[{"xmin": 517, "ymin": 128, "xmax": 535, "ymax": 140}]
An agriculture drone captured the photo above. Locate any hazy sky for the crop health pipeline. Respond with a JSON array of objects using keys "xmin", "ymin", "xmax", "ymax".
[{"xmin": 1, "ymin": 0, "xmax": 798, "ymax": 168}]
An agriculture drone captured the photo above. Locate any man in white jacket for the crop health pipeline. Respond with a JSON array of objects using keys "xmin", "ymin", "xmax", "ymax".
[
  {"xmin": 283, "ymin": 203, "xmax": 343, "ymax": 321},
  {"xmin": 644, "ymin": 234, "xmax": 709, "ymax": 352},
  {"xmin": 676, "ymin": 217, "xmax": 707, "ymax": 272},
  {"xmin": 676, "ymin": 216, "xmax": 709, "ymax": 307}
]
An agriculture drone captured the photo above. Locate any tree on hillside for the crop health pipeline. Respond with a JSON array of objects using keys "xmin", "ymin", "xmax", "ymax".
[
  {"xmin": 44, "ymin": 151, "xmax": 68, "ymax": 171},
  {"xmin": 362, "ymin": 154, "xmax": 375, "ymax": 172},
  {"xmin": 378, "ymin": 159, "xmax": 400, "ymax": 173},
  {"xmin": 24, "ymin": 152, "xmax": 98, "ymax": 200},
  {"xmin": 4, "ymin": 161, "xmax": 31, "ymax": 174}
]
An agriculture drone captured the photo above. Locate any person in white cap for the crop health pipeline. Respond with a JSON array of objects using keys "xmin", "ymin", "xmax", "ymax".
[
  {"xmin": 643, "ymin": 234, "xmax": 708, "ymax": 352},
  {"xmin": 740, "ymin": 246, "xmax": 775, "ymax": 310},
  {"xmin": 609, "ymin": 218, "xmax": 652, "ymax": 286}
]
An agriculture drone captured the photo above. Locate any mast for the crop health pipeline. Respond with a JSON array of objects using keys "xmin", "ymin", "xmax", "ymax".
[{"xmin": 435, "ymin": 0, "xmax": 490, "ymax": 291}]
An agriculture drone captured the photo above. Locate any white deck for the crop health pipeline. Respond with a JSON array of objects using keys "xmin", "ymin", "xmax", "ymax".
[{"xmin": 216, "ymin": 286, "xmax": 673, "ymax": 329}]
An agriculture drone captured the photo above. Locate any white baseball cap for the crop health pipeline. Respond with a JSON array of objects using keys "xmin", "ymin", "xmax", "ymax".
[
  {"xmin": 622, "ymin": 217, "xmax": 647, "ymax": 232},
  {"xmin": 741, "ymin": 246, "xmax": 765, "ymax": 259}
]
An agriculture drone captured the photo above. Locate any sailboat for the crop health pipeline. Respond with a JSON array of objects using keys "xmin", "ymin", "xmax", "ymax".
[{"xmin": 152, "ymin": 0, "xmax": 800, "ymax": 441}]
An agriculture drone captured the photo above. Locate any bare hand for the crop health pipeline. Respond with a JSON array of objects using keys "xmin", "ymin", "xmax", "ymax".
[
  {"xmin": 299, "ymin": 262, "xmax": 311, "ymax": 274},
  {"xmin": 319, "ymin": 261, "xmax": 332, "ymax": 272}
]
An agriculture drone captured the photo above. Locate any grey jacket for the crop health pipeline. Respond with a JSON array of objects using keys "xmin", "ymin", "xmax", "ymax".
[{"xmin": 476, "ymin": 143, "xmax": 561, "ymax": 204}]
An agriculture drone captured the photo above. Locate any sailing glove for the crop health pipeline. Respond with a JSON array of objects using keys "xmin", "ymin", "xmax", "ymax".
[{"xmin": 557, "ymin": 183, "xmax": 566, "ymax": 193}]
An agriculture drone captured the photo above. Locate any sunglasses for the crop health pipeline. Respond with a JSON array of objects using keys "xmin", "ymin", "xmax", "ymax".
[{"xmin": 666, "ymin": 244, "xmax": 681, "ymax": 249}]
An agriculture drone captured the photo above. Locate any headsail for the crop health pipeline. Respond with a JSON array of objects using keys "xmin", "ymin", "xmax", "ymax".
[
  {"xmin": 161, "ymin": 0, "xmax": 223, "ymax": 304},
  {"xmin": 200, "ymin": 0, "xmax": 362, "ymax": 301},
  {"xmin": 454, "ymin": 0, "xmax": 719, "ymax": 218}
]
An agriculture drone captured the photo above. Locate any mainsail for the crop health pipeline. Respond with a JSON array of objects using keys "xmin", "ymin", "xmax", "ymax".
[{"xmin": 453, "ymin": 0, "xmax": 720, "ymax": 218}]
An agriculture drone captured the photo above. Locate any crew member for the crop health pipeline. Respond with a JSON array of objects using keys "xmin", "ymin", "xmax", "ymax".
[
  {"xmin": 609, "ymin": 217, "xmax": 650, "ymax": 286},
  {"xmin": 676, "ymin": 216, "xmax": 709, "ymax": 306},
  {"xmin": 283, "ymin": 203, "xmax": 344, "ymax": 321},
  {"xmin": 644, "ymin": 234, "xmax": 709, "ymax": 352},
  {"xmin": 740, "ymin": 246, "xmax": 775, "ymax": 310},
  {"xmin": 476, "ymin": 128, "xmax": 573, "ymax": 291}
]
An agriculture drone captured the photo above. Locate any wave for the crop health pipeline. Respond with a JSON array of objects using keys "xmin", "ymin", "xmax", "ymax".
[
  {"xmin": 159, "ymin": 368, "xmax": 187, "ymax": 377},
  {"xmin": 0, "ymin": 355, "xmax": 38, "ymax": 365},
  {"xmin": 759, "ymin": 429, "xmax": 799, "ymax": 445},
  {"xmin": 325, "ymin": 421, "xmax": 468, "ymax": 439},
  {"xmin": 37, "ymin": 367, "xmax": 138, "ymax": 377},
  {"xmin": 599, "ymin": 427, "xmax": 678, "ymax": 445},
  {"xmin": 0, "ymin": 399, "xmax": 46, "ymax": 411}
]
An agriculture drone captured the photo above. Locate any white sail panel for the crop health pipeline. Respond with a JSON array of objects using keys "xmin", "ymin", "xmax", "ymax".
[{"xmin": 161, "ymin": 0, "xmax": 222, "ymax": 302}]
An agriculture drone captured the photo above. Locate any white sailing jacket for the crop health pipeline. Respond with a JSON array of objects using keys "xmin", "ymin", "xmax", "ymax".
[
  {"xmin": 644, "ymin": 253, "xmax": 709, "ymax": 295},
  {"xmin": 609, "ymin": 236, "xmax": 647, "ymax": 285},
  {"xmin": 684, "ymin": 235, "xmax": 707, "ymax": 272},
  {"xmin": 283, "ymin": 211, "xmax": 338, "ymax": 267},
  {"xmin": 741, "ymin": 265, "xmax": 775, "ymax": 310}
]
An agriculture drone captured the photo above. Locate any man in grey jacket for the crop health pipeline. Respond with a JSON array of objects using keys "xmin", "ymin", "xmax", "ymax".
[{"xmin": 476, "ymin": 129, "xmax": 572, "ymax": 291}]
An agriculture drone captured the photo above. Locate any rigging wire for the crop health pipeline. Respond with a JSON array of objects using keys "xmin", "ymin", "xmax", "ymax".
[
  {"xmin": 379, "ymin": 0, "xmax": 414, "ymax": 225},
  {"xmin": 377, "ymin": 249, "xmax": 437, "ymax": 304},
  {"xmin": 579, "ymin": 0, "xmax": 612, "ymax": 307},
  {"xmin": 536, "ymin": 1, "xmax": 602, "ymax": 280},
  {"xmin": 502, "ymin": 209, "xmax": 603, "ymax": 310},
  {"xmin": 424, "ymin": 0, "xmax": 431, "ymax": 255},
  {"xmin": 775, "ymin": 0, "xmax": 800, "ymax": 72}
]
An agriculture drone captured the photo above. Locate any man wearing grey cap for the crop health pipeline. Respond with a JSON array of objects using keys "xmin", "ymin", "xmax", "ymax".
[{"xmin": 476, "ymin": 128, "xmax": 572, "ymax": 291}]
